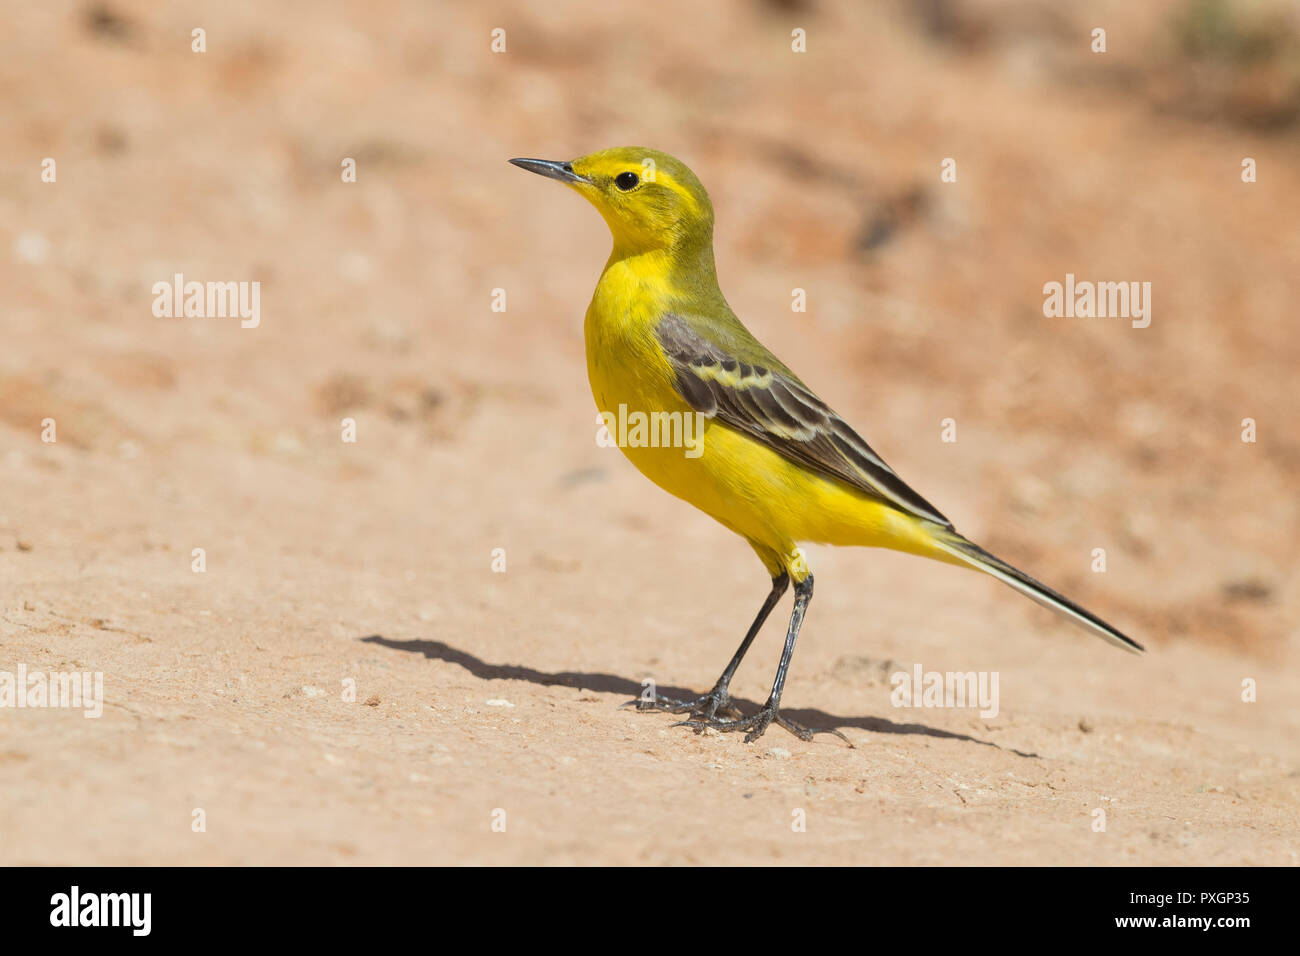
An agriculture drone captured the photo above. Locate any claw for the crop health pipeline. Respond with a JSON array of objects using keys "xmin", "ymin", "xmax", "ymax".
[
  {"xmin": 673, "ymin": 707, "xmax": 853, "ymax": 746},
  {"xmin": 625, "ymin": 689, "xmax": 742, "ymax": 720}
]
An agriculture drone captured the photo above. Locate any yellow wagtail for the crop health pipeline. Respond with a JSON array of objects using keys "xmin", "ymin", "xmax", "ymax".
[{"xmin": 511, "ymin": 147, "xmax": 1143, "ymax": 744}]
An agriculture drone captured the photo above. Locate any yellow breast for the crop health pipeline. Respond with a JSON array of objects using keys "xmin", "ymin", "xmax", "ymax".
[{"xmin": 582, "ymin": 253, "xmax": 949, "ymax": 565}]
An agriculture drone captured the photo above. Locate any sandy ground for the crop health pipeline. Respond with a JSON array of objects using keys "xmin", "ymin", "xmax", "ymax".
[{"xmin": 2, "ymin": 0, "xmax": 1297, "ymax": 865}]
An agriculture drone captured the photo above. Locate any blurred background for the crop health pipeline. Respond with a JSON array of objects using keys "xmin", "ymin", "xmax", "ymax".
[
  {"xmin": 6, "ymin": 0, "xmax": 1296, "ymax": 651},
  {"xmin": 1, "ymin": 0, "xmax": 1298, "ymax": 864}
]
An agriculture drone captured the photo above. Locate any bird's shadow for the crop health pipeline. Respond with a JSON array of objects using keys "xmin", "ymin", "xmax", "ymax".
[{"xmin": 359, "ymin": 635, "xmax": 1039, "ymax": 758}]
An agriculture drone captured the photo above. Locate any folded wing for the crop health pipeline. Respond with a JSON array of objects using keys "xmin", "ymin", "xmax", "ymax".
[{"xmin": 656, "ymin": 313, "xmax": 952, "ymax": 527}]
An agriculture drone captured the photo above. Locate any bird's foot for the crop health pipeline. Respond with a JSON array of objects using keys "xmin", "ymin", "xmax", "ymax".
[
  {"xmin": 625, "ymin": 685, "xmax": 742, "ymax": 720},
  {"xmin": 674, "ymin": 705, "xmax": 851, "ymax": 746}
]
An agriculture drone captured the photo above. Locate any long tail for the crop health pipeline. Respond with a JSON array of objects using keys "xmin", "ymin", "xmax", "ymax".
[{"xmin": 929, "ymin": 531, "xmax": 1145, "ymax": 654}]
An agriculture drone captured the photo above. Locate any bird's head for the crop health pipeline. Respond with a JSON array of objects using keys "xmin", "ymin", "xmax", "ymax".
[{"xmin": 510, "ymin": 147, "xmax": 714, "ymax": 257}]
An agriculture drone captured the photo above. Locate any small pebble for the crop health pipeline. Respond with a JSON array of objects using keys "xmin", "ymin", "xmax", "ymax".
[{"xmin": 14, "ymin": 233, "xmax": 50, "ymax": 264}]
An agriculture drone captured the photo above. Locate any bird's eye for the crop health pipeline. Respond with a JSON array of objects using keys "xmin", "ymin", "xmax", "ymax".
[{"xmin": 614, "ymin": 171, "xmax": 639, "ymax": 191}]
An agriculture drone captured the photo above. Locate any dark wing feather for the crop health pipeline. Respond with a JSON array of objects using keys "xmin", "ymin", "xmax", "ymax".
[{"xmin": 656, "ymin": 313, "xmax": 951, "ymax": 527}]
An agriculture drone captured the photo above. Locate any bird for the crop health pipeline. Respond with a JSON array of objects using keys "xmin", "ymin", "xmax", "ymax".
[{"xmin": 509, "ymin": 147, "xmax": 1143, "ymax": 744}]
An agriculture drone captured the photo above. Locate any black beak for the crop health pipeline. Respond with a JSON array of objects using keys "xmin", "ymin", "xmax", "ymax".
[{"xmin": 509, "ymin": 157, "xmax": 589, "ymax": 185}]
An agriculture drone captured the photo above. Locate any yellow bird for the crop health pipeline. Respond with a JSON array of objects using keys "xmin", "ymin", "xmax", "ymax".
[{"xmin": 510, "ymin": 147, "xmax": 1143, "ymax": 744}]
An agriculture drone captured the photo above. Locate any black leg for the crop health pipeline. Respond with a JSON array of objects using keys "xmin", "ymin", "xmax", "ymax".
[
  {"xmin": 676, "ymin": 573, "xmax": 849, "ymax": 745},
  {"xmin": 634, "ymin": 573, "xmax": 789, "ymax": 720}
]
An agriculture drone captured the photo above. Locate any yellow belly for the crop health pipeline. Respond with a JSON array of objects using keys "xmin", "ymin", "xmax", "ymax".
[{"xmin": 584, "ymin": 298, "xmax": 948, "ymax": 572}]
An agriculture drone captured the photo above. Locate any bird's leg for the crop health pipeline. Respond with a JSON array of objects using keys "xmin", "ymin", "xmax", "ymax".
[
  {"xmin": 677, "ymin": 573, "xmax": 849, "ymax": 745},
  {"xmin": 633, "ymin": 573, "xmax": 789, "ymax": 720}
]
